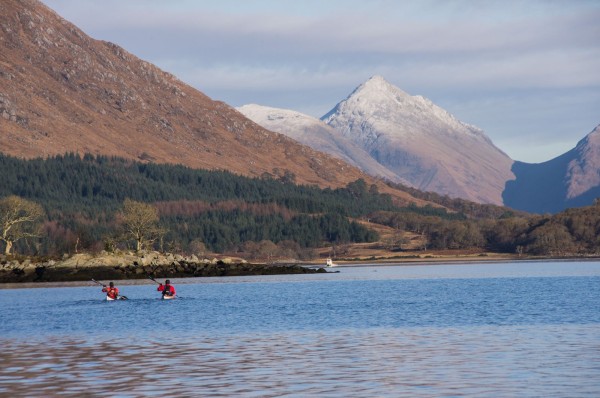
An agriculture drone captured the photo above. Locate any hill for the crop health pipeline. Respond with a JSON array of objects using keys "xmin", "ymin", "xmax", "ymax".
[{"xmin": 0, "ymin": 0, "xmax": 422, "ymax": 206}]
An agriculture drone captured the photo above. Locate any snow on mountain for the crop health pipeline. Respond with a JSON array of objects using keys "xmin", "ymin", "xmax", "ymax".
[
  {"xmin": 237, "ymin": 104, "xmax": 406, "ymax": 184},
  {"xmin": 322, "ymin": 75, "xmax": 515, "ymax": 205}
]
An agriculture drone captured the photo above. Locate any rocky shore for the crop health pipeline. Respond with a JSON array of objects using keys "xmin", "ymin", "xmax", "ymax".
[{"xmin": 0, "ymin": 251, "xmax": 326, "ymax": 283}]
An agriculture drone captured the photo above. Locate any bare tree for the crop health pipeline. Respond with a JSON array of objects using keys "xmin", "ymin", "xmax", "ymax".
[
  {"xmin": 256, "ymin": 240, "xmax": 278, "ymax": 263},
  {"xmin": 121, "ymin": 199, "xmax": 160, "ymax": 252},
  {"xmin": 0, "ymin": 196, "xmax": 45, "ymax": 255},
  {"xmin": 188, "ymin": 239, "xmax": 207, "ymax": 256}
]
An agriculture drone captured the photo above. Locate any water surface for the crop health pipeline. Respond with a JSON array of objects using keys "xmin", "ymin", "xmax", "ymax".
[{"xmin": 1, "ymin": 261, "xmax": 599, "ymax": 397}]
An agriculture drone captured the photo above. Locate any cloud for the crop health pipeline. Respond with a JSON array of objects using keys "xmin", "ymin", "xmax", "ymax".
[{"xmin": 53, "ymin": 0, "xmax": 599, "ymax": 93}]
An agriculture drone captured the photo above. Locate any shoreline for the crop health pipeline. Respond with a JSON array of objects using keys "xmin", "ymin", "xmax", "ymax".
[
  {"xmin": 0, "ymin": 251, "xmax": 328, "ymax": 285},
  {"xmin": 2, "ymin": 255, "xmax": 598, "ymax": 289}
]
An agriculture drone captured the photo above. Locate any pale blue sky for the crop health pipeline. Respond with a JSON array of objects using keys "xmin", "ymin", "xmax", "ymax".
[{"xmin": 42, "ymin": 0, "xmax": 600, "ymax": 163}]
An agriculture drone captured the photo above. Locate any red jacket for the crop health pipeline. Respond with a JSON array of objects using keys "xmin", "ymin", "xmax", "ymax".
[
  {"xmin": 158, "ymin": 284, "xmax": 176, "ymax": 296},
  {"xmin": 102, "ymin": 286, "xmax": 119, "ymax": 299}
]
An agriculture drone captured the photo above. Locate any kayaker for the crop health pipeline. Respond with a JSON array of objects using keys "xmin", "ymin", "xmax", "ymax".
[
  {"xmin": 102, "ymin": 281, "xmax": 119, "ymax": 300},
  {"xmin": 157, "ymin": 279, "xmax": 176, "ymax": 298}
]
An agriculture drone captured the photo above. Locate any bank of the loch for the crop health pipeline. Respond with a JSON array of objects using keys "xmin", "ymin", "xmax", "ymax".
[{"xmin": 0, "ymin": 251, "xmax": 326, "ymax": 283}]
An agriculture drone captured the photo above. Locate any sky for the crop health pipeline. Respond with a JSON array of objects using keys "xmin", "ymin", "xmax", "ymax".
[{"xmin": 42, "ymin": 0, "xmax": 600, "ymax": 163}]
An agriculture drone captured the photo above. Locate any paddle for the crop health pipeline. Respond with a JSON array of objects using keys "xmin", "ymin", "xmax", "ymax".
[
  {"xmin": 91, "ymin": 279, "xmax": 128, "ymax": 300},
  {"xmin": 91, "ymin": 278, "xmax": 105, "ymax": 286}
]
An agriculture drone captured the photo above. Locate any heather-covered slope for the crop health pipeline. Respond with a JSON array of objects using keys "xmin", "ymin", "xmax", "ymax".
[{"xmin": 0, "ymin": 0, "xmax": 423, "ymax": 205}]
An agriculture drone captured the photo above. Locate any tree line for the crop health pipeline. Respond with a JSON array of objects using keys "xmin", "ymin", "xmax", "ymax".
[
  {"xmin": 0, "ymin": 153, "xmax": 390, "ymax": 256},
  {"xmin": 370, "ymin": 201, "xmax": 600, "ymax": 256},
  {"xmin": 1, "ymin": 153, "xmax": 598, "ymax": 258}
]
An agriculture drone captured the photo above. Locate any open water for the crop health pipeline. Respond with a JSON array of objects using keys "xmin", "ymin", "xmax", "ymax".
[{"xmin": 1, "ymin": 261, "xmax": 599, "ymax": 397}]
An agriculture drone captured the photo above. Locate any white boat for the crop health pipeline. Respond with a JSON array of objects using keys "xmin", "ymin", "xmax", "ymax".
[
  {"xmin": 326, "ymin": 258, "xmax": 338, "ymax": 267},
  {"xmin": 162, "ymin": 295, "xmax": 176, "ymax": 300}
]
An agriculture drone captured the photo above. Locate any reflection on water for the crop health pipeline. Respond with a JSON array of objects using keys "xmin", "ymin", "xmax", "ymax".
[{"xmin": 1, "ymin": 325, "xmax": 599, "ymax": 397}]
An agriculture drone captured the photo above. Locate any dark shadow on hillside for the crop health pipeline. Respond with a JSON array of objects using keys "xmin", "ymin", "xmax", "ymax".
[{"xmin": 502, "ymin": 152, "xmax": 573, "ymax": 214}]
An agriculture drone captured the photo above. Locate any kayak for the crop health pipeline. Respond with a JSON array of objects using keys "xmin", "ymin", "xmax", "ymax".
[
  {"xmin": 162, "ymin": 295, "xmax": 176, "ymax": 300},
  {"xmin": 106, "ymin": 296, "xmax": 127, "ymax": 301}
]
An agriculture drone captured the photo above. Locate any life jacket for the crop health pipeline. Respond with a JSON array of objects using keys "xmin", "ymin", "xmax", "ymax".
[
  {"xmin": 106, "ymin": 287, "xmax": 118, "ymax": 299},
  {"xmin": 162, "ymin": 285, "xmax": 173, "ymax": 296}
]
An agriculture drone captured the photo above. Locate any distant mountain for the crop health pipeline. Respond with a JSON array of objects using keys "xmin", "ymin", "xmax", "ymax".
[
  {"xmin": 237, "ymin": 104, "xmax": 406, "ymax": 184},
  {"xmin": 321, "ymin": 76, "xmax": 515, "ymax": 205},
  {"xmin": 0, "ymin": 0, "xmax": 428, "ymax": 206},
  {"xmin": 504, "ymin": 125, "xmax": 600, "ymax": 213}
]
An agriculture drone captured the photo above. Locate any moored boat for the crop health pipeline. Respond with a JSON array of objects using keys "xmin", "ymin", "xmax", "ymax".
[{"xmin": 326, "ymin": 258, "xmax": 338, "ymax": 267}]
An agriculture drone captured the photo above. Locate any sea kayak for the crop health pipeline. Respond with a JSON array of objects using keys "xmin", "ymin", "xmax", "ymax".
[
  {"xmin": 161, "ymin": 295, "xmax": 176, "ymax": 300},
  {"xmin": 106, "ymin": 296, "xmax": 127, "ymax": 301}
]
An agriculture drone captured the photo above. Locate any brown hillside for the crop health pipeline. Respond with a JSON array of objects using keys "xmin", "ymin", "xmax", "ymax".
[{"xmin": 0, "ymin": 0, "xmax": 430, "ymax": 205}]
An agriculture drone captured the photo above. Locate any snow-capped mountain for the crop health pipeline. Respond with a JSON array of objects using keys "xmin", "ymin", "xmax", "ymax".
[
  {"xmin": 504, "ymin": 124, "xmax": 600, "ymax": 213},
  {"xmin": 322, "ymin": 75, "xmax": 515, "ymax": 205},
  {"xmin": 239, "ymin": 76, "xmax": 598, "ymax": 212},
  {"xmin": 237, "ymin": 104, "xmax": 405, "ymax": 184}
]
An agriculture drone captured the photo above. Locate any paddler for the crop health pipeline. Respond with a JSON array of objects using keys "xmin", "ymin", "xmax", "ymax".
[
  {"xmin": 157, "ymin": 279, "xmax": 176, "ymax": 298},
  {"xmin": 102, "ymin": 281, "xmax": 119, "ymax": 300}
]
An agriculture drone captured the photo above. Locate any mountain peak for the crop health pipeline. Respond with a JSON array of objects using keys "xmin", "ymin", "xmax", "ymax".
[
  {"xmin": 362, "ymin": 75, "xmax": 393, "ymax": 89},
  {"xmin": 352, "ymin": 75, "xmax": 410, "ymax": 101},
  {"xmin": 367, "ymin": 74, "xmax": 387, "ymax": 82},
  {"xmin": 321, "ymin": 76, "xmax": 514, "ymax": 204},
  {"xmin": 322, "ymin": 75, "xmax": 469, "ymax": 136},
  {"xmin": 321, "ymin": 75, "xmax": 411, "ymax": 122}
]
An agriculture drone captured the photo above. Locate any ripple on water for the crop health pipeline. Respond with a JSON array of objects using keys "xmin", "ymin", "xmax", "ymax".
[{"xmin": 1, "ymin": 324, "xmax": 599, "ymax": 397}]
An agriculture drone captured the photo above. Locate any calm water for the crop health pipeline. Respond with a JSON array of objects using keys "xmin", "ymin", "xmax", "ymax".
[{"xmin": 1, "ymin": 261, "xmax": 599, "ymax": 397}]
